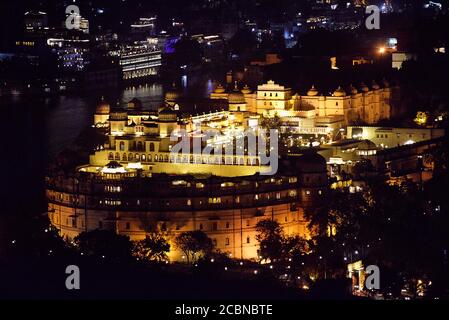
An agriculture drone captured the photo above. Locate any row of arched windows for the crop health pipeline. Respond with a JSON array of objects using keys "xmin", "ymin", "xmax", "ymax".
[
  {"xmin": 107, "ymin": 152, "xmax": 260, "ymax": 166},
  {"xmin": 118, "ymin": 141, "xmax": 156, "ymax": 152}
]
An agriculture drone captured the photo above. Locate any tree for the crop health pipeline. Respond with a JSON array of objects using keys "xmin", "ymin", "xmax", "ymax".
[
  {"xmin": 133, "ymin": 233, "xmax": 170, "ymax": 262},
  {"xmin": 255, "ymin": 219, "xmax": 284, "ymax": 262},
  {"xmin": 74, "ymin": 230, "xmax": 133, "ymax": 260},
  {"xmin": 175, "ymin": 231, "xmax": 213, "ymax": 264},
  {"xmin": 260, "ymin": 114, "xmax": 281, "ymax": 131},
  {"xmin": 283, "ymin": 235, "xmax": 308, "ymax": 259},
  {"xmin": 0, "ymin": 214, "xmax": 70, "ymax": 257}
]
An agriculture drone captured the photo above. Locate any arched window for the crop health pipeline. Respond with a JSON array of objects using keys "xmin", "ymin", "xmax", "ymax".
[
  {"xmin": 165, "ymin": 155, "xmax": 169, "ymax": 162},
  {"xmin": 135, "ymin": 154, "xmax": 140, "ymax": 161},
  {"xmin": 137, "ymin": 141, "xmax": 143, "ymax": 151},
  {"xmin": 149, "ymin": 143, "xmax": 155, "ymax": 152},
  {"xmin": 239, "ymin": 158, "xmax": 244, "ymax": 165},
  {"xmin": 159, "ymin": 155, "xmax": 164, "ymax": 162},
  {"xmin": 115, "ymin": 153, "xmax": 120, "ymax": 160},
  {"xmin": 142, "ymin": 154, "xmax": 146, "ymax": 161},
  {"xmin": 119, "ymin": 141, "xmax": 125, "ymax": 151},
  {"xmin": 154, "ymin": 155, "xmax": 158, "ymax": 161},
  {"xmin": 148, "ymin": 155, "xmax": 152, "ymax": 162},
  {"xmin": 128, "ymin": 153, "xmax": 134, "ymax": 161},
  {"xmin": 122, "ymin": 154, "xmax": 127, "ymax": 161},
  {"xmin": 108, "ymin": 153, "xmax": 114, "ymax": 160}
]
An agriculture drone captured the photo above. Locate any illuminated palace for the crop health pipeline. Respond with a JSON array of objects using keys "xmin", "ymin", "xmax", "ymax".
[
  {"xmin": 211, "ymin": 79, "xmax": 396, "ymax": 126},
  {"xmin": 46, "ymin": 93, "xmax": 329, "ymax": 261}
]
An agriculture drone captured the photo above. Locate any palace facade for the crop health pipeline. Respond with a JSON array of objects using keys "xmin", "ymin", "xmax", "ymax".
[
  {"xmin": 47, "ymin": 97, "xmax": 329, "ymax": 261},
  {"xmin": 211, "ymin": 79, "xmax": 398, "ymax": 126}
]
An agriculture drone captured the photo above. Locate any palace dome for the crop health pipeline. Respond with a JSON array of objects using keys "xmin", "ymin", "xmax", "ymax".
[
  {"xmin": 158, "ymin": 106, "xmax": 177, "ymax": 122},
  {"xmin": 307, "ymin": 85, "xmax": 319, "ymax": 96},
  {"xmin": 228, "ymin": 88, "xmax": 246, "ymax": 104},
  {"xmin": 165, "ymin": 83, "xmax": 182, "ymax": 103},
  {"xmin": 96, "ymin": 98, "xmax": 110, "ymax": 114},
  {"xmin": 241, "ymin": 84, "xmax": 252, "ymax": 94},
  {"xmin": 214, "ymin": 83, "xmax": 226, "ymax": 94},
  {"xmin": 333, "ymin": 86, "xmax": 346, "ymax": 97}
]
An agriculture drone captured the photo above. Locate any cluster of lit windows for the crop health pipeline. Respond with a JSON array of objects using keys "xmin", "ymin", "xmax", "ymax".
[
  {"xmin": 15, "ymin": 41, "xmax": 35, "ymax": 46},
  {"xmin": 104, "ymin": 200, "xmax": 122, "ymax": 206},
  {"xmin": 105, "ymin": 185, "xmax": 122, "ymax": 193},
  {"xmin": 304, "ymin": 189, "xmax": 324, "ymax": 196},
  {"xmin": 109, "ymin": 150, "xmax": 260, "ymax": 167},
  {"xmin": 357, "ymin": 150, "xmax": 377, "ymax": 156},
  {"xmin": 123, "ymin": 66, "xmax": 159, "ymax": 79},
  {"xmin": 208, "ymin": 197, "xmax": 222, "ymax": 204}
]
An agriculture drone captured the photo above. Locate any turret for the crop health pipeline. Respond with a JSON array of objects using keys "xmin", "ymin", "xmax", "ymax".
[{"xmin": 94, "ymin": 97, "xmax": 111, "ymax": 127}]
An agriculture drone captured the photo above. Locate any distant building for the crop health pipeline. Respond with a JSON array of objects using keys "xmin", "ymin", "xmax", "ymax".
[
  {"xmin": 24, "ymin": 11, "xmax": 48, "ymax": 36},
  {"xmin": 130, "ymin": 17, "xmax": 157, "ymax": 41},
  {"xmin": 117, "ymin": 43, "xmax": 162, "ymax": 80},
  {"xmin": 250, "ymin": 53, "xmax": 282, "ymax": 66}
]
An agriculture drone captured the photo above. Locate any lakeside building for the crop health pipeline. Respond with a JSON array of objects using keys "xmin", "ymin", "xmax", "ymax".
[
  {"xmin": 47, "ymin": 98, "xmax": 330, "ymax": 261},
  {"xmin": 114, "ymin": 43, "xmax": 162, "ymax": 80},
  {"xmin": 46, "ymin": 83, "xmax": 443, "ymax": 261}
]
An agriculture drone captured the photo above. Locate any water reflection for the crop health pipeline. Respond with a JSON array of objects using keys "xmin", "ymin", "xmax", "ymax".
[{"xmin": 121, "ymin": 83, "xmax": 164, "ymax": 110}]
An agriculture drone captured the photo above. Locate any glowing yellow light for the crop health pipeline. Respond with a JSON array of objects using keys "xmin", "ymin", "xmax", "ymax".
[
  {"xmin": 378, "ymin": 47, "xmax": 386, "ymax": 54},
  {"xmin": 414, "ymin": 111, "xmax": 428, "ymax": 126}
]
